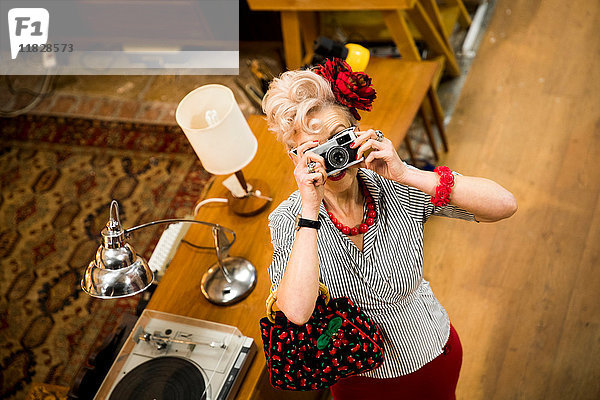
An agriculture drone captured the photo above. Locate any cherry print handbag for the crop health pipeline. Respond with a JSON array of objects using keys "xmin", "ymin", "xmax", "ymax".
[{"xmin": 259, "ymin": 282, "xmax": 385, "ymax": 391}]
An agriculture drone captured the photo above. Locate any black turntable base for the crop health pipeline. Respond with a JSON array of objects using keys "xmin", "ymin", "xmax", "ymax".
[{"xmin": 109, "ymin": 356, "xmax": 207, "ymax": 400}]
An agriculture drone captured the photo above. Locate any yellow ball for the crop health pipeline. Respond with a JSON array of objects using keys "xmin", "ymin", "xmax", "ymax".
[{"xmin": 344, "ymin": 43, "xmax": 370, "ymax": 72}]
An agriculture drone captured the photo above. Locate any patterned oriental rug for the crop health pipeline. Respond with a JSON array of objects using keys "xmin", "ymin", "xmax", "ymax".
[{"xmin": 0, "ymin": 115, "xmax": 212, "ymax": 399}]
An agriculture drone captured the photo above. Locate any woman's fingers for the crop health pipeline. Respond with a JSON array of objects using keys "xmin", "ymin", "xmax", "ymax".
[
  {"xmin": 294, "ymin": 140, "xmax": 320, "ymax": 159},
  {"xmin": 355, "ymin": 138, "xmax": 385, "ymax": 161},
  {"xmin": 315, "ymin": 165, "xmax": 328, "ymax": 185},
  {"xmin": 350, "ymin": 129, "xmax": 379, "ymax": 149},
  {"xmin": 293, "ymin": 141, "xmax": 326, "ymax": 169},
  {"xmin": 294, "ymin": 147, "xmax": 327, "ymax": 187},
  {"xmin": 364, "ymin": 150, "xmax": 384, "ymax": 166},
  {"xmin": 305, "ymin": 172, "xmax": 325, "ymax": 186},
  {"xmin": 304, "ymin": 151, "xmax": 326, "ymax": 168},
  {"xmin": 304, "ymin": 164, "xmax": 327, "ymax": 185},
  {"xmin": 350, "ymin": 130, "xmax": 370, "ymax": 150}
]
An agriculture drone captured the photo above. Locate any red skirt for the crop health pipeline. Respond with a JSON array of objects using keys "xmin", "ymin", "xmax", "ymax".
[{"xmin": 330, "ymin": 324, "xmax": 463, "ymax": 400}]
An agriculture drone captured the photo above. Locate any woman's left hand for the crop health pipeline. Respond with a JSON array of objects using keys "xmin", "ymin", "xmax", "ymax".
[{"xmin": 351, "ymin": 129, "xmax": 408, "ymax": 183}]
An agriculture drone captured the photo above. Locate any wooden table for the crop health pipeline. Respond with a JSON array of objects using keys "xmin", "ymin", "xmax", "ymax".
[
  {"xmin": 147, "ymin": 57, "xmax": 444, "ymax": 399},
  {"xmin": 147, "ymin": 115, "xmax": 303, "ymax": 400},
  {"xmin": 361, "ymin": 57, "xmax": 447, "ymax": 161},
  {"xmin": 246, "ymin": 0, "xmax": 460, "ymax": 77}
]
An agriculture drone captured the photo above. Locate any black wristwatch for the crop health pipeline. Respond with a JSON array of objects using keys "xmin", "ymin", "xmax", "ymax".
[{"xmin": 295, "ymin": 213, "xmax": 321, "ymax": 231}]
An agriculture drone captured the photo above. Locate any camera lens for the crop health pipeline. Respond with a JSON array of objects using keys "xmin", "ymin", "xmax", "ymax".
[{"xmin": 327, "ymin": 147, "xmax": 350, "ymax": 169}]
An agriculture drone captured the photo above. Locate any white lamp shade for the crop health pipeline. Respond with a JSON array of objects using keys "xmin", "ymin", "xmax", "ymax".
[{"xmin": 175, "ymin": 84, "xmax": 258, "ymax": 175}]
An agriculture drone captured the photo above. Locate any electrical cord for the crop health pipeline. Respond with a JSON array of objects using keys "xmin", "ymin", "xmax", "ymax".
[
  {"xmin": 1, "ymin": 74, "xmax": 56, "ymax": 117},
  {"xmin": 5, "ymin": 74, "xmax": 56, "ymax": 97},
  {"xmin": 193, "ymin": 197, "xmax": 228, "ymax": 216},
  {"xmin": 181, "ymin": 197, "xmax": 232, "ymax": 251},
  {"xmin": 181, "ymin": 239, "xmax": 217, "ymax": 251}
]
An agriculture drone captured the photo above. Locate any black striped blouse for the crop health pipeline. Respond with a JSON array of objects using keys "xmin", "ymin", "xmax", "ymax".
[{"xmin": 267, "ymin": 167, "xmax": 477, "ymax": 378}]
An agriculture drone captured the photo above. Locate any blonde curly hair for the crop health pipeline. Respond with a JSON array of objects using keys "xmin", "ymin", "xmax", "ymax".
[{"xmin": 262, "ymin": 69, "xmax": 356, "ymax": 149}]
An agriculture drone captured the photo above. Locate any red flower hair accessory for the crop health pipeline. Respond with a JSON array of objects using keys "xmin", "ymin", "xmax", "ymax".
[{"xmin": 312, "ymin": 58, "xmax": 377, "ymax": 120}]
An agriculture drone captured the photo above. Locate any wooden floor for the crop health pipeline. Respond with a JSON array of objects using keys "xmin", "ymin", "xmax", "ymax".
[{"xmin": 423, "ymin": 0, "xmax": 600, "ymax": 398}]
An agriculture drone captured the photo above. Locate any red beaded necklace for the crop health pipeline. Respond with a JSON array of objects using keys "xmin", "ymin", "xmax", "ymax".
[{"xmin": 325, "ymin": 179, "xmax": 377, "ymax": 236}]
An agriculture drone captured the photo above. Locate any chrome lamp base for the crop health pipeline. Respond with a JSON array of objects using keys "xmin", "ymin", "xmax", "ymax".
[{"xmin": 200, "ymin": 257, "xmax": 256, "ymax": 305}]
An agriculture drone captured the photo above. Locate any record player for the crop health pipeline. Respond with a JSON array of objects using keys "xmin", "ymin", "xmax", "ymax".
[{"xmin": 95, "ymin": 310, "xmax": 256, "ymax": 400}]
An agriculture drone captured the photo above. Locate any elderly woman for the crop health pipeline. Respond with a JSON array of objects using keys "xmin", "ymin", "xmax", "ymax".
[{"xmin": 262, "ymin": 59, "xmax": 517, "ymax": 399}]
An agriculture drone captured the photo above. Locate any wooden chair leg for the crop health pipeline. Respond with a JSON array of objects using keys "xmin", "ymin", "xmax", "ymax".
[
  {"xmin": 381, "ymin": 9, "xmax": 422, "ymax": 61},
  {"xmin": 280, "ymin": 11, "xmax": 303, "ymax": 70},
  {"xmin": 419, "ymin": 104, "xmax": 439, "ymax": 161},
  {"xmin": 427, "ymin": 87, "xmax": 449, "ymax": 152},
  {"xmin": 405, "ymin": 1, "xmax": 460, "ymax": 77},
  {"xmin": 420, "ymin": 0, "xmax": 452, "ymax": 50},
  {"xmin": 299, "ymin": 12, "xmax": 319, "ymax": 66},
  {"xmin": 403, "ymin": 136, "xmax": 416, "ymax": 165},
  {"xmin": 446, "ymin": 0, "xmax": 472, "ymax": 28}
]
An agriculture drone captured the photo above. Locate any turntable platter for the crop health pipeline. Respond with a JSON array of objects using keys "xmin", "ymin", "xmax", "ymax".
[{"xmin": 109, "ymin": 356, "xmax": 207, "ymax": 400}]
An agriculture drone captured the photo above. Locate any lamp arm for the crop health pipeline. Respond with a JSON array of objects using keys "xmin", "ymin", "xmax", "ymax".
[{"xmin": 125, "ymin": 219, "xmax": 237, "ymax": 245}]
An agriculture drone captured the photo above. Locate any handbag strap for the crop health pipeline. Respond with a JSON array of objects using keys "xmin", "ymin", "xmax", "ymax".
[{"xmin": 266, "ymin": 282, "xmax": 330, "ymax": 323}]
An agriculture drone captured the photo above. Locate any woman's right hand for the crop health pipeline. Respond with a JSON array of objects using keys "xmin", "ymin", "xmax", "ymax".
[{"xmin": 289, "ymin": 140, "xmax": 327, "ymax": 215}]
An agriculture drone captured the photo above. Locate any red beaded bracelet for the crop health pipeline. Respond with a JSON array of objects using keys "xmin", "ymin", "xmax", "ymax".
[{"xmin": 430, "ymin": 166, "xmax": 455, "ymax": 207}]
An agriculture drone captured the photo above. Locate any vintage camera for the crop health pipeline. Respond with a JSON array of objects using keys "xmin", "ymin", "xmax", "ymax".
[{"xmin": 292, "ymin": 126, "xmax": 363, "ymax": 176}]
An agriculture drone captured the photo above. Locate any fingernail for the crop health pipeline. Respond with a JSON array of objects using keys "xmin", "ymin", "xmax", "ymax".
[
  {"xmin": 356, "ymin": 154, "xmax": 360, "ymax": 160},
  {"xmin": 350, "ymin": 142, "xmax": 355, "ymax": 148}
]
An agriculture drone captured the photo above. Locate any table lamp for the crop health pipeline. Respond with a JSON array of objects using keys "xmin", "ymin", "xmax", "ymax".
[
  {"xmin": 81, "ymin": 200, "xmax": 256, "ymax": 305},
  {"xmin": 176, "ymin": 84, "xmax": 271, "ymax": 217}
]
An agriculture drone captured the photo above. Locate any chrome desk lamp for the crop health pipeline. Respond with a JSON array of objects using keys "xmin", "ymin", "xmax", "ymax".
[{"xmin": 81, "ymin": 200, "xmax": 256, "ymax": 305}]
